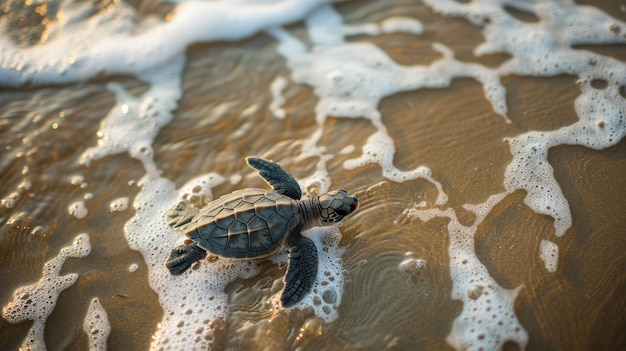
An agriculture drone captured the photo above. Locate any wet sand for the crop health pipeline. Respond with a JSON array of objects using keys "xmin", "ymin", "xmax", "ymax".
[{"xmin": 1, "ymin": 0, "xmax": 625, "ymax": 350}]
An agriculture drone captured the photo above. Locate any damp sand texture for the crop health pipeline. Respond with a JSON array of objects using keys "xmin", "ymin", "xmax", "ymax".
[{"xmin": 0, "ymin": 0, "xmax": 625, "ymax": 350}]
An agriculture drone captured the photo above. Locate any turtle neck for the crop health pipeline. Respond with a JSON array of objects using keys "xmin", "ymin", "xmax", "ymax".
[{"xmin": 297, "ymin": 197, "xmax": 323, "ymax": 229}]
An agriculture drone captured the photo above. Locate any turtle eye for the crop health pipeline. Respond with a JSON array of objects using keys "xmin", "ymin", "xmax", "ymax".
[{"xmin": 335, "ymin": 209, "xmax": 347, "ymax": 216}]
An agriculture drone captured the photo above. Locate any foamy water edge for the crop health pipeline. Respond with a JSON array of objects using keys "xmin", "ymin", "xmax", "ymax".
[{"xmin": 0, "ymin": 0, "xmax": 624, "ymax": 350}]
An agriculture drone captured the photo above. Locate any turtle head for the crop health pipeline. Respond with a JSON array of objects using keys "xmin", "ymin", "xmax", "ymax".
[{"xmin": 318, "ymin": 189, "xmax": 359, "ymax": 225}]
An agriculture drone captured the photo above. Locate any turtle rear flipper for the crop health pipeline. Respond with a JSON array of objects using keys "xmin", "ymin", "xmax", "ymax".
[
  {"xmin": 246, "ymin": 157, "xmax": 302, "ymax": 200},
  {"xmin": 166, "ymin": 200, "xmax": 199, "ymax": 231},
  {"xmin": 281, "ymin": 233, "xmax": 318, "ymax": 307},
  {"xmin": 165, "ymin": 243, "xmax": 207, "ymax": 275}
]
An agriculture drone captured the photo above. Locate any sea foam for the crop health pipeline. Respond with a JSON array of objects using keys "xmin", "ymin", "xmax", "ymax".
[
  {"xmin": 1, "ymin": 0, "xmax": 624, "ymax": 350},
  {"xmin": 83, "ymin": 297, "xmax": 111, "ymax": 351},
  {"xmin": 411, "ymin": 1, "xmax": 626, "ymax": 349},
  {"xmin": 2, "ymin": 234, "xmax": 92, "ymax": 351},
  {"xmin": 269, "ymin": 4, "xmax": 508, "ymax": 203}
]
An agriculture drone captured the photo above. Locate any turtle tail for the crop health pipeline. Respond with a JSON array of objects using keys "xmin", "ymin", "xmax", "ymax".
[{"xmin": 165, "ymin": 243, "xmax": 207, "ymax": 275}]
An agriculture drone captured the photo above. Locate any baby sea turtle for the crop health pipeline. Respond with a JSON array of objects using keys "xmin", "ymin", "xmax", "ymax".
[{"xmin": 165, "ymin": 157, "xmax": 359, "ymax": 307}]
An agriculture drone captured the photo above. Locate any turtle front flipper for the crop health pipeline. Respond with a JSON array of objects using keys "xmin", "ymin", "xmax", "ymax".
[
  {"xmin": 165, "ymin": 243, "xmax": 207, "ymax": 275},
  {"xmin": 166, "ymin": 200, "xmax": 199, "ymax": 231},
  {"xmin": 246, "ymin": 157, "xmax": 302, "ymax": 200},
  {"xmin": 281, "ymin": 233, "xmax": 318, "ymax": 307}
]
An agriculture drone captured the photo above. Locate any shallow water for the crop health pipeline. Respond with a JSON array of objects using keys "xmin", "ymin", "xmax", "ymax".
[{"xmin": 1, "ymin": 0, "xmax": 625, "ymax": 350}]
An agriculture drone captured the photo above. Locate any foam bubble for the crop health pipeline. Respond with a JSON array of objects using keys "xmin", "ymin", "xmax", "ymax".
[
  {"xmin": 399, "ymin": 251, "xmax": 426, "ymax": 275},
  {"xmin": 128, "ymin": 263, "xmax": 139, "ymax": 273},
  {"xmin": 339, "ymin": 144, "xmax": 355, "ymax": 155},
  {"xmin": 2, "ymin": 234, "xmax": 91, "ymax": 351},
  {"xmin": 539, "ymin": 239, "xmax": 559, "ymax": 273},
  {"xmin": 269, "ymin": 76, "xmax": 288, "ymax": 119},
  {"xmin": 83, "ymin": 297, "xmax": 111, "ymax": 351},
  {"xmin": 399, "ymin": 258, "xmax": 426, "ymax": 274},
  {"xmin": 380, "ymin": 17, "xmax": 424, "ymax": 34},
  {"xmin": 18, "ymin": 179, "xmax": 32, "ymax": 191},
  {"xmin": 68, "ymin": 200, "xmax": 88, "ymax": 219},
  {"xmin": 229, "ymin": 173, "xmax": 243, "ymax": 185},
  {"xmin": 1, "ymin": 192, "xmax": 19, "ymax": 209},
  {"xmin": 70, "ymin": 174, "xmax": 87, "ymax": 188},
  {"xmin": 110, "ymin": 197, "xmax": 130, "ymax": 213}
]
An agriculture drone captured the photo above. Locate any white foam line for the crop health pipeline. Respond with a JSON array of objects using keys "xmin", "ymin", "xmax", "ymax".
[
  {"xmin": 539, "ymin": 240, "xmax": 559, "ymax": 273},
  {"xmin": 269, "ymin": 76, "xmax": 288, "ymax": 119},
  {"xmin": 380, "ymin": 17, "xmax": 424, "ymax": 34},
  {"xmin": 409, "ymin": 191, "xmax": 529, "ymax": 350},
  {"xmin": 414, "ymin": 1, "xmax": 625, "ymax": 348},
  {"xmin": 504, "ymin": 77, "xmax": 626, "ymax": 237},
  {"xmin": 270, "ymin": 5, "xmax": 509, "ymax": 204},
  {"xmin": 4, "ymin": 0, "xmax": 625, "ymax": 349},
  {"xmin": 83, "ymin": 297, "xmax": 111, "ymax": 351},
  {"xmin": 422, "ymin": 0, "xmax": 626, "ymax": 237},
  {"xmin": 0, "ymin": 0, "xmax": 334, "ymax": 87},
  {"xmin": 2, "ymin": 234, "xmax": 92, "ymax": 351},
  {"xmin": 124, "ymin": 172, "xmax": 263, "ymax": 350},
  {"xmin": 79, "ymin": 58, "xmax": 184, "ymax": 170}
]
